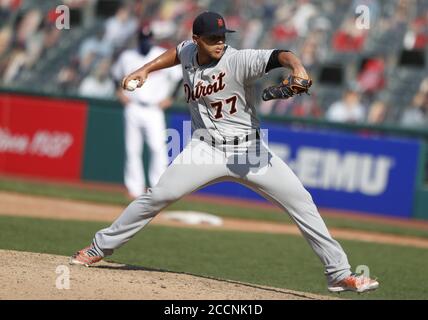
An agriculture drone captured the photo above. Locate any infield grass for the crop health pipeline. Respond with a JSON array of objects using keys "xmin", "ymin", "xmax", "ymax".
[
  {"xmin": 0, "ymin": 177, "xmax": 427, "ymax": 239},
  {"xmin": 0, "ymin": 215, "xmax": 427, "ymax": 300}
]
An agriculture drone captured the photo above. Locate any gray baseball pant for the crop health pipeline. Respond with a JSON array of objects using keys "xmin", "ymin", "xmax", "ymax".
[{"xmin": 93, "ymin": 138, "xmax": 352, "ymax": 284}]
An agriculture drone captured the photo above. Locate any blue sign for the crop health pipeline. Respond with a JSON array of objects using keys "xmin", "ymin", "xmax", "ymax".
[{"xmin": 168, "ymin": 112, "xmax": 421, "ymax": 218}]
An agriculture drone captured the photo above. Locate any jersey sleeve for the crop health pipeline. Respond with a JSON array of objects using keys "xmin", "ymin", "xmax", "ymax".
[
  {"xmin": 176, "ymin": 40, "xmax": 195, "ymax": 63},
  {"xmin": 168, "ymin": 64, "xmax": 183, "ymax": 82},
  {"xmin": 231, "ymin": 49, "xmax": 275, "ymax": 84}
]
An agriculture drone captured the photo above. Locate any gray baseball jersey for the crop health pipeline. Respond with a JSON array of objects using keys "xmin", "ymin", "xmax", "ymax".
[
  {"xmin": 177, "ymin": 40, "xmax": 273, "ymax": 140},
  {"xmin": 91, "ymin": 41, "xmax": 353, "ymax": 285}
]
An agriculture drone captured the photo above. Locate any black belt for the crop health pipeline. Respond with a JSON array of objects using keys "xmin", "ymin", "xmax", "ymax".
[{"xmin": 198, "ymin": 130, "xmax": 260, "ymax": 147}]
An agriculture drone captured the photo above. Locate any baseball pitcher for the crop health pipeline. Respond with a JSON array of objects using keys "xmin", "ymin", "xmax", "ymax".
[{"xmin": 70, "ymin": 12, "xmax": 379, "ymax": 293}]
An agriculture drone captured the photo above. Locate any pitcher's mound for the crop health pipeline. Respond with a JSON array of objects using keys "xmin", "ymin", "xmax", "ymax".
[{"xmin": 0, "ymin": 250, "xmax": 336, "ymax": 300}]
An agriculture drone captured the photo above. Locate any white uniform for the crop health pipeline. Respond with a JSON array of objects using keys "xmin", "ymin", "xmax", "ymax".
[
  {"xmin": 112, "ymin": 47, "xmax": 182, "ymax": 197},
  {"xmin": 94, "ymin": 41, "xmax": 353, "ymax": 285}
]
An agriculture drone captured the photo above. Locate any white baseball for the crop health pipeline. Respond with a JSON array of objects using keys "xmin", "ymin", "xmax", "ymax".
[{"xmin": 126, "ymin": 79, "xmax": 140, "ymax": 91}]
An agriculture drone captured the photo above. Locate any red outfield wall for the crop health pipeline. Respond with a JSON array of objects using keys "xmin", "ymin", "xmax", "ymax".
[{"xmin": 0, "ymin": 94, "xmax": 88, "ymax": 180}]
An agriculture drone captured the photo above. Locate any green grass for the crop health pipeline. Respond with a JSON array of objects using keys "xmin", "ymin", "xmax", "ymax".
[
  {"xmin": 0, "ymin": 215, "xmax": 427, "ymax": 300},
  {"xmin": 169, "ymin": 200, "xmax": 428, "ymax": 239},
  {"xmin": 1, "ymin": 178, "xmax": 428, "ymax": 239},
  {"xmin": 0, "ymin": 179, "xmax": 127, "ymax": 205}
]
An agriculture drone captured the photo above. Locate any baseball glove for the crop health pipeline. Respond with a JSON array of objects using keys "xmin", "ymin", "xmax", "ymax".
[{"xmin": 262, "ymin": 75, "xmax": 312, "ymax": 101}]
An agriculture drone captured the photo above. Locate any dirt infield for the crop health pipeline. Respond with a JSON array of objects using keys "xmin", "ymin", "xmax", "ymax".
[{"xmin": 0, "ymin": 250, "xmax": 336, "ymax": 300}]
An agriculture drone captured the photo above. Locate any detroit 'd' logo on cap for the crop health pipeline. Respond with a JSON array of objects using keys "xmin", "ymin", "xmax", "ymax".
[{"xmin": 217, "ymin": 18, "xmax": 224, "ymax": 27}]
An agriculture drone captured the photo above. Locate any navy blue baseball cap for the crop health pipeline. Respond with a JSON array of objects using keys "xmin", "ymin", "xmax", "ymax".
[
  {"xmin": 138, "ymin": 24, "xmax": 153, "ymax": 41},
  {"xmin": 192, "ymin": 12, "xmax": 235, "ymax": 36}
]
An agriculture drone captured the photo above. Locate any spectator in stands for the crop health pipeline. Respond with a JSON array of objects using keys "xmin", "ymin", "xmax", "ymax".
[
  {"xmin": 270, "ymin": 1, "xmax": 298, "ymax": 44},
  {"xmin": 241, "ymin": 18, "xmax": 263, "ymax": 49},
  {"xmin": 300, "ymin": 31, "xmax": 328, "ymax": 72},
  {"xmin": 300, "ymin": 36, "xmax": 318, "ymax": 70},
  {"xmin": 290, "ymin": 94, "xmax": 323, "ymax": 118},
  {"xmin": 79, "ymin": 29, "xmax": 113, "ymax": 74},
  {"xmin": 261, "ymin": 92, "xmax": 322, "ymax": 118},
  {"xmin": 399, "ymin": 92, "xmax": 428, "ymax": 127},
  {"xmin": 150, "ymin": 0, "xmax": 193, "ymax": 41},
  {"xmin": 23, "ymin": 22, "xmax": 45, "ymax": 70},
  {"xmin": 326, "ymin": 89, "xmax": 366, "ymax": 123},
  {"xmin": 373, "ymin": 0, "xmax": 410, "ymax": 48},
  {"xmin": 1, "ymin": 4, "xmax": 66, "ymax": 82},
  {"xmin": 403, "ymin": 9, "xmax": 428, "ymax": 50},
  {"xmin": 57, "ymin": 60, "xmax": 80, "ymax": 93},
  {"xmin": 357, "ymin": 55, "xmax": 386, "ymax": 99},
  {"xmin": 1, "ymin": 44, "xmax": 26, "ymax": 85},
  {"xmin": 1, "ymin": 8, "xmax": 48, "ymax": 79},
  {"xmin": 0, "ymin": 0, "xmax": 10, "ymax": 21},
  {"xmin": 42, "ymin": 8, "xmax": 64, "ymax": 49},
  {"xmin": 420, "ymin": 77, "xmax": 428, "ymax": 95},
  {"xmin": 299, "ymin": 17, "xmax": 330, "ymax": 73},
  {"xmin": 332, "ymin": 17, "xmax": 367, "ymax": 52},
  {"xmin": 78, "ymin": 58, "xmax": 115, "ymax": 99},
  {"xmin": 367, "ymin": 100, "xmax": 388, "ymax": 124},
  {"xmin": 291, "ymin": 0, "xmax": 318, "ymax": 37},
  {"xmin": 25, "ymin": 13, "xmax": 63, "ymax": 70},
  {"xmin": 271, "ymin": 21, "xmax": 298, "ymax": 44},
  {"xmin": 15, "ymin": 8, "xmax": 43, "ymax": 48},
  {"xmin": 0, "ymin": 26, "xmax": 12, "ymax": 57},
  {"xmin": 102, "ymin": 4, "xmax": 138, "ymax": 50},
  {"xmin": 0, "ymin": 0, "xmax": 21, "ymax": 22}
]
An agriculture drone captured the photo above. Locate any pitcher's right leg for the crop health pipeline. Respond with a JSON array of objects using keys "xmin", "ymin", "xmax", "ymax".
[{"xmin": 92, "ymin": 139, "xmax": 229, "ymax": 257}]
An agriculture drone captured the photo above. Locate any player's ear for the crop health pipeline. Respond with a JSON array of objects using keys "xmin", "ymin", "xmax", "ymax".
[{"xmin": 192, "ymin": 35, "xmax": 199, "ymax": 45}]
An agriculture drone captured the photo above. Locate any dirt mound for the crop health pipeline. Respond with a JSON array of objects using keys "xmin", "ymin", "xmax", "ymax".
[{"xmin": 0, "ymin": 250, "xmax": 336, "ymax": 300}]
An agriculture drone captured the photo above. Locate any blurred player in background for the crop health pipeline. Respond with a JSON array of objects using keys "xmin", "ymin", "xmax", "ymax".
[{"xmin": 111, "ymin": 26, "xmax": 182, "ymax": 199}]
